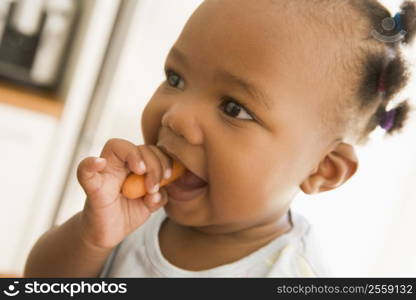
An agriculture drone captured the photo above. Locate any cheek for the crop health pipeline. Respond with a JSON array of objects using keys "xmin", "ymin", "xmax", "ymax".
[
  {"xmin": 208, "ymin": 141, "xmax": 300, "ymax": 222},
  {"xmin": 208, "ymin": 153, "xmax": 274, "ymax": 221},
  {"xmin": 141, "ymin": 94, "xmax": 163, "ymax": 145}
]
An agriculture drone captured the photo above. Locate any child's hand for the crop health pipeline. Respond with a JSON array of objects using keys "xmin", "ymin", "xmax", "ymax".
[{"xmin": 76, "ymin": 138, "xmax": 172, "ymax": 250}]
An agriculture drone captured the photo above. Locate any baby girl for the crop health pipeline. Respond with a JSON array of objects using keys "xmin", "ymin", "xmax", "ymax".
[{"xmin": 24, "ymin": 0, "xmax": 416, "ymax": 277}]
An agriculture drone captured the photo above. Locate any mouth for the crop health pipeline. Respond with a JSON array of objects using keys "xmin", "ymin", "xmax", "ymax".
[
  {"xmin": 164, "ymin": 176, "xmax": 208, "ymax": 202},
  {"xmin": 157, "ymin": 144, "xmax": 208, "ymax": 184},
  {"xmin": 157, "ymin": 144, "xmax": 208, "ymax": 202}
]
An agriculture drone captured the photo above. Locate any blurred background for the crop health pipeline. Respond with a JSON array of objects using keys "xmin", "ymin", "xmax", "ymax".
[{"xmin": 0, "ymin": 0, "xmax": 414, "ymax": 277}]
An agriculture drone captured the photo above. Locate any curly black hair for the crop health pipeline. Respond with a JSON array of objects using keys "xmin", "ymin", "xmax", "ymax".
[
  {"xmin": 278, "ymin": 0, "xmax": 415, "ymax": 145},
  {"xmin": 349, "ymin": 0, "xmax": 416, "ymax": 145}
]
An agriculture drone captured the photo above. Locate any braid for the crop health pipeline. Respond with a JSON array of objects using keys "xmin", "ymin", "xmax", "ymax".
[
  {"xmin": 350, "ymin": 0, "xmax": 416, "ymax": 145},
  {"xmin": 401, "ymin": 0, "xmax": 416, "ymax": 44}
]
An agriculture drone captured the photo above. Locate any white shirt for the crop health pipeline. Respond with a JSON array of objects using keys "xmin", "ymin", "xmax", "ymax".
[{"xmin": 99, "ymin": 209, "xmax": 329, "ymax": 277}]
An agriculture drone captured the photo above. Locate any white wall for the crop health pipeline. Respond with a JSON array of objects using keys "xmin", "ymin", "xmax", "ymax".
[
  {"xmin": 0, "ymin": 104, "xmax": 57, "ymax": 272},
  {"xmin": 0, "ymin": 0, "xmax": 121, "ymax": 274}
]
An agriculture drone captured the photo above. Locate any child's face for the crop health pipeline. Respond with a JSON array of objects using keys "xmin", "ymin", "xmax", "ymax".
[{"xmin": 142, "ymin": 0, "xmax": 339, "ymax": 231}]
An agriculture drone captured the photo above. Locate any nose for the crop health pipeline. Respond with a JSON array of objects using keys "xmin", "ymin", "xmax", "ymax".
[{"xmin": 161, "ymin": 101, "xmax": 204, "ymax": 145}]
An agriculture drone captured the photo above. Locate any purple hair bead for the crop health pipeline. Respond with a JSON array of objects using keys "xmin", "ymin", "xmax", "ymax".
[{"xmin": 379, "ymin": 108, "xmax": 397, "ymax": 131}]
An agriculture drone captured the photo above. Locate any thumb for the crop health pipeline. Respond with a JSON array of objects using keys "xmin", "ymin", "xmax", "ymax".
[{"xmin": 77, "ymin": 157, "xmax": 107, "ymax": 195}]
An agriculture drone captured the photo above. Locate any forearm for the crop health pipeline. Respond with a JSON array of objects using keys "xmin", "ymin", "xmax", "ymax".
[{"xmin": 23, "ymin": 211, "xmax": 113, "ymax": 278}]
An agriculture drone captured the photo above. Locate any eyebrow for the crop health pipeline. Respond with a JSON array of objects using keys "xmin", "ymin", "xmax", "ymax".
[{"xmin": 167, "ymin": 47, "xmax": 272, "ymax": 110}]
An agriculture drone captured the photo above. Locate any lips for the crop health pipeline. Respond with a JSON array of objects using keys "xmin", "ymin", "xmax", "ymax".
[
  {"xmin": 157, "ymin": 143, "xmax": 208, "ymax": 202},
  {"xmin": 157, "ymin": 144, "xmax": 208, "ymax": 184},
  {"xmin": 175, "ymin": 169, "xmax": 207, "ymax": 189},
  {"xmin": 165, "ymin": 171, "xmax": 208, "ymax": 202}
]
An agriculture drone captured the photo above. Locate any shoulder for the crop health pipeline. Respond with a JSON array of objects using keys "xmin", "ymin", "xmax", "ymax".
[
  {"xmin": 291, "ymin": 211, "xmax": 331, "ymax": 277},
  {"xmin": 266, "ymin": 211, "xmax": 331, "ymax": 277}
]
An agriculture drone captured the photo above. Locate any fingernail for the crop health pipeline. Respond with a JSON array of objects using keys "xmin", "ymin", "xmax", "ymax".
[
  {"xmin": 152, "ymin": 192, "xmax": 161, "ymax": 203},
  {"xmin": 96, "ymin": 157, "xmax": 105, "ymax": 164},
  {"xmin": 150, "ymin": 183, "xmax": 160, "ymax": 194},
  {"xmin": 138, "ymin": 161, "xmax": 146, "ymax": 173},
  {"xmin": 164, "ymin": 168, "xmax": 172, "ymax": 179}
]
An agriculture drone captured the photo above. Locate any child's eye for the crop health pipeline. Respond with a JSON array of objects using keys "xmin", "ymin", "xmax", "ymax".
[
  {"xmin": 220, "ymin": 97, "xmax": 254, "ymax": 121},
  {"xmin": 164, "ymin": 68, "xmax": 255, "ymax": 122},
  {"xmin": 165, "ymin": 69, "xmax": 185, "ymax": 89}
]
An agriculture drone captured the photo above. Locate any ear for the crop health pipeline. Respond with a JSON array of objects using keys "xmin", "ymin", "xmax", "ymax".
[{"xmin": 300, "ymin": 142, "xmax": 359, "ymax": 194}]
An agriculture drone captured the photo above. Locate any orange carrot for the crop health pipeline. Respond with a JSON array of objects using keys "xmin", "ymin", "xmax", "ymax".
[{"xmin": 121, "ymin": 159, "xmax": 186, "ymax": 199}]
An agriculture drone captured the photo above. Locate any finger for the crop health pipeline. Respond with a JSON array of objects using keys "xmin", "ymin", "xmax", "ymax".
[
  {"xmin": 125, "ymin": 147, "xmax": 146, "ymax": 176},
  {"xmin": 149, "ymin": 145, "xmax": 173, "ymax": 181},
  {"xmin": 158, "ymin": 187, "xmax": 169, "ymax": 207},
  {"xmin": 77, "ymin": 157, "xmax": 107, "ymax": 194},
  {"xmin": 142, "ymin": 192, "xmax": 163, "ymax": 213},
  {"xmin": 101, "ymin": 138, "xmax": 143, "ymax": 176},
  {"xmin": 138, "ymin": 146, "xmax": 166, "ymax": 194}
]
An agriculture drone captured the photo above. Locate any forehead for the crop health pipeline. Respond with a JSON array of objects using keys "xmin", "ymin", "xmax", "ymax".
[
  {"xmin": 169, "ymin": 0, "xmax": 343, "ymax": 123},
  {"xmin": 171, "ymin": 2, "xmax": 294, "ymax": 97},
  {"xmin": 175, "ymin": 0, "xmax": 292, "ymax": 72}
]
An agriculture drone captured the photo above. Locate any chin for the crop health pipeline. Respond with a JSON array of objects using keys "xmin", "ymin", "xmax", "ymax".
[{"xmin": 162, "ymin": 203, "xmax": 208, "ymax": 227}]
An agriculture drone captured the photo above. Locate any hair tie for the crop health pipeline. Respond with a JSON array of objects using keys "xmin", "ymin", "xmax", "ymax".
[
  {"xmin": 393, "ymin": 12, "xmax": 403, "ymax": 32},
  {"xmin": 377, "ymin": 67, "xmax": 387, "ymax": 93},
  {"xmin": 379, "ymin": 108, "xmax": 397, "ymax": 131},
  {"xmin": 377, "ymin": 41, "xmax": 398, "ymax": 94}
]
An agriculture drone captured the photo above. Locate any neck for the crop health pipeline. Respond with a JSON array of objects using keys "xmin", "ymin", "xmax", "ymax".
[
  {"xmin": 159, "ymin": 210, "xmax": 293, "ymax": 271},
  {"xmin": 185, "ymin": 211, "xmax": 293, "ymax": 245}
]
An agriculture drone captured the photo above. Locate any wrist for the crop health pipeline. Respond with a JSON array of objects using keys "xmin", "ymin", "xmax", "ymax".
[{"xmin": 76, "ymin": 211, "xmax": 116, "ymax": 254}]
